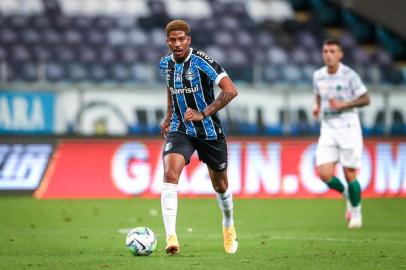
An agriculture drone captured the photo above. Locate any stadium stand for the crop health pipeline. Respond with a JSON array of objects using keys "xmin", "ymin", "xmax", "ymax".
[{"xmin": 0, "ymin": 0, "xmax": 404, "ymax": 85}]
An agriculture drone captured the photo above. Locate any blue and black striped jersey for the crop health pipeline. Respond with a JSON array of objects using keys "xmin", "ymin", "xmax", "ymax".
[{"xmin": 159, "ymin": 48, "xmax": 228, "ymax": 140}]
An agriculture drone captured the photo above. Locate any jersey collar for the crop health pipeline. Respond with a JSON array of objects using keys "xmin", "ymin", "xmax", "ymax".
[
  {"xmin": 171, "ymin": 48, "xmax": 193, "ymax": 63},
  {"xmin": 325, "ymin": 62, "xmax": 343, "ymax": 76}
]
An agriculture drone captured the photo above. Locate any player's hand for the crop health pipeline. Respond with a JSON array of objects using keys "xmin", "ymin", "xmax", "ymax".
[
  {"xmin": 160, "ymin": 118, "xmax": 170, "ymax": 138},
  {"xmin": 329, "ymin": 98, "xmax": 347, "ymax": 110},
  {"xmin": 184, "ymin": 107, "xmax": 204, "ymax": 122},
  {"xmin": 312, "ymin": 104, "xmax": 320, "ymax": 118}
]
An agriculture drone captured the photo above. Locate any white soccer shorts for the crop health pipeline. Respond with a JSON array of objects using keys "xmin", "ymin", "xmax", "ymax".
[{"xmin": 315, "ymin": 128, "xmax": 363, "ymax": 168}]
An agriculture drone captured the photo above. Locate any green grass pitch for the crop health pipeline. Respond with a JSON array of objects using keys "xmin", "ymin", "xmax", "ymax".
[{"xmin": 1, "ymin": 196, "xmax": 405, "ymax": 269}]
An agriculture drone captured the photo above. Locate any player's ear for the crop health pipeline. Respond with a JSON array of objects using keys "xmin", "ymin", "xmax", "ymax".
[{"xmin": 338, "ymin": 46, "xmax": 344, "ymax": 58}]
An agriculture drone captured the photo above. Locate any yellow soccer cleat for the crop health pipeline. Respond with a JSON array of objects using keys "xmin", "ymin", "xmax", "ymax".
[
  {"xmin": 223, "ymin": 226, "xmax": 238, "ymax": 254},
  {"xmin": 165, "ymin": 234, "xmax": 180, "ymax": 255}
]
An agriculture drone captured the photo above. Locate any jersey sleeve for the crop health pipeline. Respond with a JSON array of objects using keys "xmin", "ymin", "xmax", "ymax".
[
  {"xmin": 194, "ymin": 50, "xmax": 228, "ymax": 85},
  {"xmin": 159, "ymin": 57, "xmax": 167, "ymax": 77},
  {"xmin": 349, "ymin": 71, "xmax": 367, "ymax": 97}
]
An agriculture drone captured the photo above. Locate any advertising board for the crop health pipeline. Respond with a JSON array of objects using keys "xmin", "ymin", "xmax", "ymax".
[{"xmin": 34, "ymin": 138, "xmax": 406, "ymax": 198}]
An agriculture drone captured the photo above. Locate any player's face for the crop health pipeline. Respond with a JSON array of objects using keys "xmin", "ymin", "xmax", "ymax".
[
  {"xmin": 167, "ymin": 31, "xmax": 191, "ymax": 61},
  {"xmin": 322, "ymin": 44, "xmax": 343, "ymax": 68}
]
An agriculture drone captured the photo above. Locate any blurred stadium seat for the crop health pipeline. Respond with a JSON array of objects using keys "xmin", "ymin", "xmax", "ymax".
[
  {"xmin": 0, "ymin": 0, "xmax": 404, "ymax": 85},
  {"xmin": 0, "ymin": 0, "xmax": 405, "ymax": 137}
]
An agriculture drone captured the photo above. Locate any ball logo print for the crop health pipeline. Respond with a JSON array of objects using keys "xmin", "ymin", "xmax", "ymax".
[{"xmin": 125, "ymin": 227, "xmax": 157, "ymax": 256}]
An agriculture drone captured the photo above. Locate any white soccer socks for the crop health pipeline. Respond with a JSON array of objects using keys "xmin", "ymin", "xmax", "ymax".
[
  {"xmin": 161, "ymin": 183, "xmax": 178, "ymax": 237},
  {"xmin": 217, "ymin": 189, "xmax": 238, "ymax": 253},
  {"xmin": 216, "ymin": 189, "xmax": 234, "ymax": 228},
  {"xmin": 342, "ymin": 188, "xmax": 352, "ymax": 221}
]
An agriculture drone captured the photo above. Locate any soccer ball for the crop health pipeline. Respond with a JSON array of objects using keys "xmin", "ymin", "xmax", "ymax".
[{"xmin": 125, "ymin": 227, "xmax": 157, "ymax": 256}]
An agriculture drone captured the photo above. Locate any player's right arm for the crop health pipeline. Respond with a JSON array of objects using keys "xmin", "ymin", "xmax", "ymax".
[
  {"xmin": 312, "ymin": 71, "xmax": 321, "ymax": 118},
  {"xmin": 201, "ymin": 76, "xmax": 238, "ymax": 117},
  {"xmin": 160, "ymin": 87, "xmax": 172, "ymax": 137},
  {"xmin": 313, "ymin": 94, "xmax": 321, "ymax": 118},
  {"xmin": 184, "ymin": 76, "xmax": 238, "ymax": 121}
]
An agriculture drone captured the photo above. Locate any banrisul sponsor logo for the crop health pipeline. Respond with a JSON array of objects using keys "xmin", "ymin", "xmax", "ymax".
[{"xmin": 169, "ymin": 85, "xmax": 199, "ymax": 95}]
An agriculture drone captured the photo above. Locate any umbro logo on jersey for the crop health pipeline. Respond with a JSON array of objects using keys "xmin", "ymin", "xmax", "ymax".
[
  {"xmin": 218, "ymin": 163, "xmax": 227, "ymax": 170},
  {"xmin": 175, "ymin": 73, "xmax": 182, "ymax": 82}
]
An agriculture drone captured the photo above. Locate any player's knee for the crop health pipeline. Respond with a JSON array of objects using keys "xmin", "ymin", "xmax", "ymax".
[
  {"xmin": 213, "ymin": 181, "xmax": 228, "ymax": 194},
  {"xmin": 214, "ymin": 185, "xmax": 227, "ymax": 194},
  {"xmin": 317, "ymin": 167, "xmax": 334, "ymax": 182},
  {"xmin": 164, "ymin": 169, "xmax": 179, "ymax": 184},
  {"xmin": 344, "ymin": 168, "xmax": 357, "ymax": 182}
]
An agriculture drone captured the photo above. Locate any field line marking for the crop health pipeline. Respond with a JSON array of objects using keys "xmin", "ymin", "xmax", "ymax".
[{"xmin": 117, "ymin": 228, "xmax": 406, "ymax": 244}]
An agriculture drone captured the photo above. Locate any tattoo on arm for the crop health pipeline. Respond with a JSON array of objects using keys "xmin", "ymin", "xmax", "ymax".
[
  {"xmin": 203, "ymin": 90, "xmax": 236, "ymax": 117},
  {"xmin": 347, "ymin": 93, "xmax": 370, "ymax": 109},
  {"xmin": 217, "ymin": 92, "xmax": 234, "ymax": 104}
]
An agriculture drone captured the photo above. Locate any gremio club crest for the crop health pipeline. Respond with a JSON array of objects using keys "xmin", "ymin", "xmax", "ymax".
[{"xmin": 185, "ymin": 69, "xmax": 195, "ymax": 81}]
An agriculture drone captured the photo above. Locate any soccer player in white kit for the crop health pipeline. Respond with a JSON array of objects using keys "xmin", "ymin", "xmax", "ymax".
[{"xmin": 313, "ymin": 39, "xmax": 370, "ymax": 229}]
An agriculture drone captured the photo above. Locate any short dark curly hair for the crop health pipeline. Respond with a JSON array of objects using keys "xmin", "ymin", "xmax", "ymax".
[{"xmin": 165, "ymin": 20, "xmax": 190, "ymax": 37}]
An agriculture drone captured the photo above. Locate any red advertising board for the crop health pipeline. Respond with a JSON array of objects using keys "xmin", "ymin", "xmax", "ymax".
[{"xmin": 34, "ymin": 138, "xmax": 406, "ymax": 199}]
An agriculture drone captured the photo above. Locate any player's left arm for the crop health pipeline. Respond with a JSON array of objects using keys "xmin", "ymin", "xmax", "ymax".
[
  {"xmin": 330, "ymin": 72, "xmax": 370, "ymax": 110},
  {"xmin": 184, "ymin": 76, "xmax": 238, "ymax": 121},
  {"xmin": 329, "ymin": 92, "xmax": 370, "ymax": 110},
  {"xmin": 160, "ymin": 87, "xmax": 172, "ymax": 137}
]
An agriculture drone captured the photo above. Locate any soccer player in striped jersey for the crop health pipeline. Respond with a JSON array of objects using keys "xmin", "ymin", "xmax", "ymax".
[
  {"xmin": 313, "ymin": 39, "xmax": 370, "ymax": 229},
  {"xmin": 159, "ymin": 20, "xmax": 238, "ymax": 254}
]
